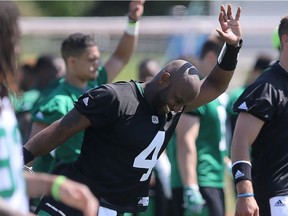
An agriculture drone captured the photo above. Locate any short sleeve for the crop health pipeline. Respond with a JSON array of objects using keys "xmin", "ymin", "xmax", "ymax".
[
  {"xmin": 32, "ymin": 95, "xmax": 74, "ymax": 124},
  {"xmin": 74, "ymin": 85, "xmax": 119, "ymax": 128},
  {"xmin": 233, "ymin": 82, "xmax": 276, "ymax": 121}
]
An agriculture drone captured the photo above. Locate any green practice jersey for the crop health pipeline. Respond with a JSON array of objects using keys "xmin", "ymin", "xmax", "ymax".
[
  {"xmin": 32, "ymin": 66, "xmax": 107, "ymax": 173},
  {"xmin": 168, "ymin": 95, "xmax": 228, "ymax": 189},
  {"xmin": 0, "ymin": 97, "xmax": 29, "ymax": 213},
  {"xmin": 191, "ymin": 96, "xmax": 228, "ymax": 188},
  {"xmin": 166, "ymin": 133, "xmax": 183, "ymax": 188}
]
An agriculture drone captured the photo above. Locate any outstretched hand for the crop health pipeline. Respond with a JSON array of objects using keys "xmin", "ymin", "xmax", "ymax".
[
  {"xmin": 128, "ymin": 0, "xmax": 145, "ymax": 21},
  {"xmin": 216, "ymin": 4, "xmax": 242, "ymax": 46}
]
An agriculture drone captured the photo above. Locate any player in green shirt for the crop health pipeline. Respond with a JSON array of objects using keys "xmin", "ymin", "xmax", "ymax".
[
  {"xmin": 29, "ymin": 0, "xmax": 145, "ymax": 174},
  {"xmin": 168, "ymin": 35, "xmax": 227, "ymax": 216}
]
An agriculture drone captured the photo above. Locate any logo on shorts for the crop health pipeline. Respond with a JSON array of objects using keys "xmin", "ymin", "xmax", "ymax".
[{"xmin": 275, "ymin": 200, "xmax": 285, "ymax": 207}]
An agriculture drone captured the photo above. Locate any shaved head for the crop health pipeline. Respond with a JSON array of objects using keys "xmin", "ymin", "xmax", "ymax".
[
  {"xmin": 159, "ymin": 59, "xmax": 201, "ymax": 100},
  {"xmin": 144, "ymin": 59, "xmax": 201, "ymax": 115},
  {"xmin": 158, "ymin": 59, "xmax": 199, "ymax": 80}
]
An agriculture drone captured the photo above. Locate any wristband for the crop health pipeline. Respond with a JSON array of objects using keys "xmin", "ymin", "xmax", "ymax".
[
  {"xmin": 125, "ymin": 19, "xmax": 139, "ymax": 36},
  {"xmin": 237, "ymin": 193, "xmax": 254, "ymax": 198},
  {"xmin": 128, "ymin": 16, "xmax": 138, "ymax": 23},
  {"xmin": 232, "ymin": 160, "xmax": 252, "ymax": 185},
  {"xmin": 51, "ymin": 176, "xmax": 67, "ymax": 201},
  {"xmin": 217, "ymin": 39, "xmax": 243, "ymax": 71},
  {"xmin": 23, "ymin": 147, "xmax": 34, "ymax": 164}
]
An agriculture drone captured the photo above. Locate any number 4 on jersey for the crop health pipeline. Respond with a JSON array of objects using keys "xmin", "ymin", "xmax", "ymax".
[{"xmin": 133, "ymin": 131, "xmax": 165, "ymax": 181}]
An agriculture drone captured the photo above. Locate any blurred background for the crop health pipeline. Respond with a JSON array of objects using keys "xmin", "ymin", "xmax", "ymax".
[{"xmin": 17, "ymin": 0, "xmax": 284, "ymax": 89}]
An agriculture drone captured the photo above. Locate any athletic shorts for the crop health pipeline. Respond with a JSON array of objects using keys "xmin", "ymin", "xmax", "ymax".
[
  {"xmin": 199, "ymin": 187, "xmax": 225, "ymax": 216},
  {"xmin": 35, "ymin": 196, "xmax": 124, "ymax": 216},
  {"xmin": 269, "ymin": 196, "xmax": 288, "ymax": 216}
]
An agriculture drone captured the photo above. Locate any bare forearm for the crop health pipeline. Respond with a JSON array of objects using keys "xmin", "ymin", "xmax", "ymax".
[
  {"xmin": 205, "ymin": 64, "xmax": 233, "ymax": 96},
  {"xmin": 178, "ymin": 143, "xmax": 198, "ymax": 186},
  {"xmin": 114, "ymin": 33, "xmax": 137, "ymax": 65},
  {"xmin": 185, "ymin": 65, "xmax": 233, "ymax": 111},
  {"xmin": 24, "ymin": 120, "xmax": 64, "ymax": 158},
  {"xmin": 24, "ymin": 109, "xmax": 91, "ymax": 163},
  {"xmin": 106, "ymin": 33, "xmax": 138, "ymax": 82},
  {"xmin": 177, "ymin": 131, "xmax": 198, "ymax": 186},
  {"xmin": 24, "ymin": 172, "xmax": 55, "ymax": 198},
  {"xmin": 236, "ymin": 180, "xmax": 254, "ymax": 194}
]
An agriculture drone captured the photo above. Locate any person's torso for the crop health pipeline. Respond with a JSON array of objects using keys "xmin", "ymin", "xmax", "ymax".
[
  {"xmin": 192, "ymin": 97, "xmax": 227, "ymax": 187},
  {"xmin": 0, "ymin": 97, "xmax": 29, "ymax": 213},
  {"xmin": 33, "ymin": 67, "xmax": 107, "ymax": 170},
  {"xmin": 69, "ymin": 81, "xmax": 180, "ymax": 213},
  {"xmin": 233, "ymin": 62, "xmax": 288, "ymax": 199}
]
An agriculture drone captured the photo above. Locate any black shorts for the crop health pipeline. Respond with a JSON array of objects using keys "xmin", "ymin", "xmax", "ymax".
[
  {"xmin": 199, "ymin": 187, "xmax": 225, "ymax": 216},
  {"xmin": 35, "ymin": 196, "xmax": 130, "ymax": 216},
  {"xmin": 35, "ymin": 196, "xmax": 83, "ymax": 216},
  {"xmin": 171, "ymin": 186, "xmax": 225, "ymax": 216},
  {"xmin": 171, "ymin": 187, "xmax": 185, "ymax": 216}
]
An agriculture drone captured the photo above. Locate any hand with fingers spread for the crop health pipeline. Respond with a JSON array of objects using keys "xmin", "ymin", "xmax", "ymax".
[
  {"xmin": 216, "ymin": 4, "xmax": 242, "ymax": 46},
  {"xmin": 128, "ymin": 0, "xmax": 145, "ymax": 22}
]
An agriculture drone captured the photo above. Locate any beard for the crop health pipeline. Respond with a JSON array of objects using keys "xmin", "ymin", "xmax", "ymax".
[{"xmin": 152, "ymin": 85, "xmax": 171, "ymax": 115}]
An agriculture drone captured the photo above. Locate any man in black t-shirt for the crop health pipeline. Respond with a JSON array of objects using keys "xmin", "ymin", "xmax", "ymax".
[
  {"xmin": 23, "ymin": 4, "xmax": 243, "ymax": 216},
  {"xmin": 231, "ymin": 15, "xmax": 288, "ymax": 216}
]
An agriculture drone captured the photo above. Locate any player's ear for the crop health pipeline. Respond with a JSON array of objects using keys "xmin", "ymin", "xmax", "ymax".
[
  {"xmin": 159, "ymin": 72, "xmax": 170, "ymax": 84},
  {"xmin": 67, "ymin": 56, "xmax": 77, "ymax": 68}
]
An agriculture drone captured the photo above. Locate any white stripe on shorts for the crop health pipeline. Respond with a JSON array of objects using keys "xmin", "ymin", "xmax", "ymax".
[{"xmin": 98, "ymin": 206, "xmax": 117, "ymax": 216}]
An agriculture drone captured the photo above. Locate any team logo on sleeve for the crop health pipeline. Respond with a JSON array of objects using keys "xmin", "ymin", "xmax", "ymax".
[
  {"xmin": 238, "ymin": 102, "xmax": 248, "ymax": 110},
  {"xmin": 151, "ymin": 115, "xmax": 159, "ymax": 124},
  {"xmin": 35, "ymin": 111, "xmax": 44, "ymax": 120},
  {"xmin": 83, "ymin": 97, "xmax": 89, "ymax": 106}
]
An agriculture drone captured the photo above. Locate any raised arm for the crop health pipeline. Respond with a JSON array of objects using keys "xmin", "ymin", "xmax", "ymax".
[
  {"xmin": 23, "ymin": 108, "xmax": 91, "ymax": 164},
  {"xmin": 186, "ymin": 4, "xmax": 242, "ymax": 111},
  {"xmin": 104, "ymin": 0, "xmax": 145, "ymax": 82}
]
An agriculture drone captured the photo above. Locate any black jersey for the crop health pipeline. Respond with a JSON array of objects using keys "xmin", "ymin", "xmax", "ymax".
[
  {"xmin": 233, "ymin": 62, "xmax": 288, "ymax": 201},
  {"xmin": 64, "ymin": 80, "xmax": 180, "ymax": 213}
]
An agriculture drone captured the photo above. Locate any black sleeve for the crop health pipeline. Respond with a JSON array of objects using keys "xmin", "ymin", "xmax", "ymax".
[
  {"xmin": 74, "ymin": 85, "xmax": 120, "ymax": 128},
  {"xmin": 233, "ymin": 82, "xmax": 276, "ymax": 122}
]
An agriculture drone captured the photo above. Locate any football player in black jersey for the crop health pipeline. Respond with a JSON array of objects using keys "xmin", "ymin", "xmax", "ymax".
[
  {"xmin": 231, "ymin": 15, "xmax": 288, "ymax": 216},
  {"xmin": 23, "ymin": 4, "xmax": 243, "ymax": 216}
]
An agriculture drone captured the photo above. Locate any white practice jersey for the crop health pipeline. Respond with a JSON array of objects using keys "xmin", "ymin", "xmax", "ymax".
[{"xmin": 0, "ymin": 96, "xmax": 29, "ymax": 213}]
